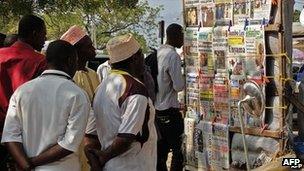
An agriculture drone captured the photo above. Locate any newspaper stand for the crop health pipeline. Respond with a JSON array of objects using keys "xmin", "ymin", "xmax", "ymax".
[{"xmin": 181, "ymin": 0, "xmax": 292, "ymax": 170}]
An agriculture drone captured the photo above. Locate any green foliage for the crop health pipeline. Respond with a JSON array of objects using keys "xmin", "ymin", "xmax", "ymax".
[
  {"xmin": 0, "ymin": 0, "xmax": 162, "ymax": 52},
  {"xmin": 294, "ymin": 10, "xmax": 301, "ymax": 22}
]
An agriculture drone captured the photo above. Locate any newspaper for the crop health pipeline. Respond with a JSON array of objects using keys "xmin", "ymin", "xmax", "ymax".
[
  {"xmin": 185, "ymin": 0, "xmax": 200, "ymax": 7},
  {"xmin": 228, "ymin": 26, "xmax": 246, "ymax": 77},
  {"xmin": 214, "ymin": 0, "xmax": 233, "ymax": 26},
  {"xmin": 213, "ymin": 70, "xmax": 230, "ymax": 124},
  {"xmin": 200, "ymin": 2, "xmax": 215, "ymax": 27},
  {"xmin": 233, "ymin": 0, "xmax": 251, "ymax": 25},
  {"xmin": 198, "ymin": 28, "xmax": 214, "ymax": 75},
  {"xmin": 252, "ymin": 0, "xmax": 272, "ymax": 22},
  {"xmin": 202, "ymin": 121, "xmax": 230, "ymax": 170},
  {"xmin": 213, "ymin": 26, "xmax": 229, "ymax": 71},
  {"xmin": 186, "ymin": 6, "xmax": 199, "ymax": 26}
]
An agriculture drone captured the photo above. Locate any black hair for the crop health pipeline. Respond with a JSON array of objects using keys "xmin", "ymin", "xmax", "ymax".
[
  {"xmin": 18, "ymin": 15, "xmax": 45, "ymax": 39},
  {"xmin": 166, "ymin": 23, "xmax": 183, "ymax": 40},
  {"xmin": 111, "ymin": 49, "xmax": 141, "ymax": 70},
  {"xmin": 46, "ymin": 40, "xmax": 77, "ymax": 69}
]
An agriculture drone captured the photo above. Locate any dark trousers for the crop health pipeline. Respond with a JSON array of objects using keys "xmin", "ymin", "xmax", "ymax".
[{"xmin": 156, "ymin": 108, "xmax": 184, "ymax": 171}]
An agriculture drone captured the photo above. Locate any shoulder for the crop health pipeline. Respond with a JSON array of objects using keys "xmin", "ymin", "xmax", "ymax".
[
  {"xmin": 118, "ymin": 74, "xmax": 148, "ymax": 107},
  {"xmin": 31, "ymin": 51, "xmax": 45, "ymax": 61}
]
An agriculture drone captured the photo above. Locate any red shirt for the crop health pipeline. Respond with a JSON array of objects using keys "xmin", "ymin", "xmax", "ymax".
[{"xmin": 0, "ymin": 41, "xmax": 47, "ymax": 133}]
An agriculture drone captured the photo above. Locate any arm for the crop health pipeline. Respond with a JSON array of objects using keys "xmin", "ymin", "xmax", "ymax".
[
  {"xmin": 168, "ymin": 53, "xmax": 185, "ymax": 92},
  {"xmin": 5, "ymin": 142, "xmax": 31, "ymax": 171},
  {"xmin": 30, "ymin": 144, "xmax": 72, "ymax": 167},
  {"xmin": 1, "ymin": 93, "xmax": 31, "ymax": 170},
  {"xmin": 90, "ymin": 95, "xmax": 148, "ymax": 168},
  {"xmin": 89, "ymin": 136, "xmax": 134, "ymax": 167}
]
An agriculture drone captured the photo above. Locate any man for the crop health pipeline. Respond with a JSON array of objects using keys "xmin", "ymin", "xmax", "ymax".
[
  {"xmin": 155, "ymin": 23, "xmax": 185, "ymax": 171},
  {"xmin": 0, "ymin": 15, "xmax": 47, "ymax": 171},
  {"xmin": 85, "ymin": 34, "xmax": 157, "ymax": 171},
  {"xmin": 97, "ymin": 60, "xmax": 156, "ymax": 102},
  {"xmin": 61, "ymin": 25, "xmax": 100, "ymax": 171},
  {"xmin": 1, "ymin": 40, "xmax": 90, "ymax": 171},
  {"xmin": 61, "ymin": 25, "xmax": 99, "ymax": 101}
]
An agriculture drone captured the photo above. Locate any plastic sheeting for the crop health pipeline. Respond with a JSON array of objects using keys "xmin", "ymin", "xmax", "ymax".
[{"xmin": 231, "ymin": 133, "xmax": 280, "ymax": 169}]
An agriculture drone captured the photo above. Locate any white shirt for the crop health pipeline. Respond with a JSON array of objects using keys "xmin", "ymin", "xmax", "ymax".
[
  {"xmin": 155, "ymin": 44, "xmax": 185, "ymax": 110},
  {"xmin": 1, "ymin": 70, "xmax": 90, "ymax": 171},
  {"xmin": 96, "ymin": 61, "xmax": 111, "ymax": 82},
  {"xmin": 91, "ymin": 70, "xmax": 157, "ymax": 171}
]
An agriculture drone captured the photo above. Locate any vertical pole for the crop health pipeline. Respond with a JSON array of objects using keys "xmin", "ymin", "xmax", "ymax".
[
  {"xmin": 278, "ymin": 0, "xmax": 284, "ymax": 153},
  {"xmin": 159, "ymin": 20, "xmax": 165, "ymax": 45},
  {"xmin": 182, "ymin": 0, "xmax": 187, "ymax": 116}
]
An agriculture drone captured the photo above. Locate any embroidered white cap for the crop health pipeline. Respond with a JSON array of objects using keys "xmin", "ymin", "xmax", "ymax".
[
  {"xmin": 106, "ymin": 34, "xmax": 140, "ymax": 64},
  {"xmin": 60, "ymin": 25, "xmax": 87, "ymax": 45}
]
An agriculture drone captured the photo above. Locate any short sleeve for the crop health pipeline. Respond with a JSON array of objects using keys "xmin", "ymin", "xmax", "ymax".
[
  {"xmin": 1, "ymin": 93, "xmax": 23, "ymax": 143},
  {"xmin": 85, "ymin": 108, "xmax": 97, "ymax": 135},
  {"xmin": 118, "ymin": 95, "xmax": 147, "ymax": 137},
  {"xmin": 58, "ymin": 93, "xmax": 90, "ymax": 152}
]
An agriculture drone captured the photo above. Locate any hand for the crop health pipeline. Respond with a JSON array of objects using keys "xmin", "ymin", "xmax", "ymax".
[
  {"xmin": 84, "ymin": 147, "xmax": 103, "ymax": 171},
  {"xmin": 88, "ymin": 149, "xmax": 108, "ymax": 168},
  {"xmin": 16, "ymin": 160, "xmax": 32, "ymax": 171}
]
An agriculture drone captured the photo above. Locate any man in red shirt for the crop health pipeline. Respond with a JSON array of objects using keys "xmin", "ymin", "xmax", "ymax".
[{"xmin": 0, "ymin": 15, "xmax": 47, "ymax": 171}]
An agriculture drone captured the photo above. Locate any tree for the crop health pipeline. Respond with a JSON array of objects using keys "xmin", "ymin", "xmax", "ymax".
[
  {"xmin": 294, "ymin": 9, "xmax": 301, "ymax": 22},
  {"xmin": 0, "ymin": 0, "xmax": 162, "ymax": 52}
]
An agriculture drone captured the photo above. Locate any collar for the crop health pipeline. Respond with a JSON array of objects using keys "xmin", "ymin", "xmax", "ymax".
[
  {"xmin": 41, "ymin": 70, "xmax": 72, "ymax": 80},
  {"xmin": 11, "ymin": 40, "xmax": 35, "ymax": 51},
  {"xmin": 110, "ymin": 69, "xmax": 145, "ymax": 85}
]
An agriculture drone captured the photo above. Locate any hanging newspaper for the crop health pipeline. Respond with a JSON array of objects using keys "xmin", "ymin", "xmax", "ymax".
[
  {"xmin": 251, "ymin": 0, "xmax": 272, "ymax": 23},
  {"xmin": 185, "ymin": 0, "xmax": 200, "ymax": 7},
  {"xmin": 202, "ymin": 121, "xmax": 213, "ymax": 170},
  {"xmin": 228, "ymin": 26, "xmax": 246, "ymax": 77},
  {"xmin": 184, "ymin": 117, "xmax": 197, "ymax": 167},
  {"xmin": 194, "ymin": 121, "xmax": 207, "ymax": 169},
  {"xmin": 229, "ymin": 75, "xmax": 246, "ymax": 127},
  {"xmin": 202, "ymin": 121, "xmax": 230, "ymax": 170},
  {"xmin": 245, "ymin": 25, "xmax": 266, "ymax": 85},
  {"xmin": 185, "ymin": 5, "xmax": 199, "ymax": 26},
  {"xmin": 214, "ymin": 0, "xmax": 233, "ymax": 26},
  {"xmin": 233, "ymin": 0, "xmax": 251, "ymax": 25},
  {"xmin": 212, "ymin": 123, "xmax": 230, "ymax": 170},
  {"xmin": 200, "ymin": 2, "xmax": 215, "ymax": 27},
  {"xmin": 197, "ymin": 28, "xmax": 215, "ymax": 121},
  {"xmin": 199, "ymin": 75, "xmax": 214, "ymax": 121},
  {"xmin": 213, "ymin": 26, "xmax": 229, "ymax": 72},
  {"xmin": 198, "ymin": 28, "xmax": 214, "ymax": 75},
  {"xmin": 213, "ymin": 69, "xmax": 230, "ymax": 124}
]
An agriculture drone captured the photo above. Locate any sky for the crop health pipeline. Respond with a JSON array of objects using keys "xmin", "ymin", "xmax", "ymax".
[
  {"xmin": 295, "ymin": 1, "xmax": 304, "ymax": 10},
  {"xmin": 147, "ymin": 0, "xmax": 183, "ymax": 27}
]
